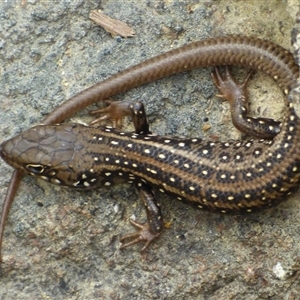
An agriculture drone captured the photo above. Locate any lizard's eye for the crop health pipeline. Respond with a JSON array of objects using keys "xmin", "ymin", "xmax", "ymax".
[{"xmin": 26, "ymin": 164, "xmax": 45, "ymax": 174}]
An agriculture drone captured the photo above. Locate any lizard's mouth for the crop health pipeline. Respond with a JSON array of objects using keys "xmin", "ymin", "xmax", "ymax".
[{"xmin": 0, "ymin": 138, "xmax": 25, "ymax": 173}]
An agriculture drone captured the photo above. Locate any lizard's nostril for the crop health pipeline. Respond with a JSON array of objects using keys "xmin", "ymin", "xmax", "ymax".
[{"xmin": 0, "ymin": 142, "xmax": 7, "ymax": 159}]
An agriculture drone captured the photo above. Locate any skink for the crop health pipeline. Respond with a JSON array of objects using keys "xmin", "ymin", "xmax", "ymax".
[{"xmin": 0, "ymin": 36, "xmax": 299, "ymax": 260}]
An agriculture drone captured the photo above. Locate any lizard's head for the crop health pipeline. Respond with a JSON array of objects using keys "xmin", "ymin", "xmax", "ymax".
[{"xmin": 0, "ymin": 123, "xmax": 98, "ymax": 189}]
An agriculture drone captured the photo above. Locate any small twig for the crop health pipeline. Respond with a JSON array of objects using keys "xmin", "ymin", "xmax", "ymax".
[{"xmin": 89, "ymin": 10, "xmax": 135, "ymax": 38}]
